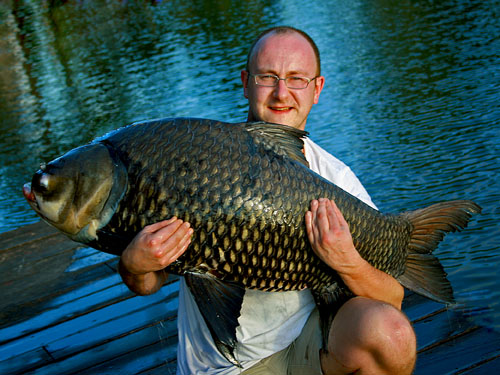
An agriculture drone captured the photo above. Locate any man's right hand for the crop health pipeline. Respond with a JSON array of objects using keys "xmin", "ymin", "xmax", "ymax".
[{"xmin": 118, "ymin": 217, "xmax": 193, "ymax": 295}]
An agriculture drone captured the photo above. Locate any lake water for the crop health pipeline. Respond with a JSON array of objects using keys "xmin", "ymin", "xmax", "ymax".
[{"xmin": 1, "ymin": 0, "xmax": 499, "ymax": 329}]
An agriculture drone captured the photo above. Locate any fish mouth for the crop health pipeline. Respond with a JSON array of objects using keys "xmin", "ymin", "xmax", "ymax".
[
  {"xmin": 23, "ymin": 182, "xmax": 36, "ymax": 203},
  {"xmin": 23, "ymin": 182, "xmax": 42, "ymax": 214}
]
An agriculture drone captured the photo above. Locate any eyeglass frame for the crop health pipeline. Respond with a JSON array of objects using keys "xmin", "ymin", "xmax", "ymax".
[{"xmin": 248, "ymin": 73, "xmax": 318, "ymax": 90}]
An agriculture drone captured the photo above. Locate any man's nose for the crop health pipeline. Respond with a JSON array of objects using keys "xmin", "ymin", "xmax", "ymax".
[{"xmin": 272, "ymin": 79, "xmax": 290, "ymax": 100}]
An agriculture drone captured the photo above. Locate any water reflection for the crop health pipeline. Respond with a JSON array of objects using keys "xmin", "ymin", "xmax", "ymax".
[{"xmin": 0, "ymin": 0, "xmax": 499, "ymax": 329}]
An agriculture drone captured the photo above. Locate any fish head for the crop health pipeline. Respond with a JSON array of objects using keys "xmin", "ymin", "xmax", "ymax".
[{"xmin": 23, "ymin": 143, "xmax": 127, "ymax": 243}]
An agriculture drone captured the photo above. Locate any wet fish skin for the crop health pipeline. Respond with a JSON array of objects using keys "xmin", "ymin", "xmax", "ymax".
[
  {"xmin": 23, "ymin": 117, "xmax": 479, "ymax": 295},
  {"xmin": 93, "ymin": 118, "xmax": 408, "ymax": 292},
  {"xmin": 23, "ymin": 117, "xmax": 481, "ymax": 365}
]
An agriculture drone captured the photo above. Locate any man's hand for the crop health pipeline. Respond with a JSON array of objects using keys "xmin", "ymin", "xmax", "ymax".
[
  {"xmin": 121, "ymin": 217, "xmax": 193, "ymax": 275},
  {"xmin": 305, "ymin": 198, "xmax": 364, "ymax": 276},
  {"xmin": 305, "ymin": 198, "xmax": 404, "ymax": 309},
  {"xmin": 119, "ymin": 217, "xmax": 193, "ymax": 295}
]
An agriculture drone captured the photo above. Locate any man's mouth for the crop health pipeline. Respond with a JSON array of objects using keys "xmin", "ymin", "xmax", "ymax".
[{"xmin": 270, "ymin": 106, "xmax": 293, "ymax": 112}]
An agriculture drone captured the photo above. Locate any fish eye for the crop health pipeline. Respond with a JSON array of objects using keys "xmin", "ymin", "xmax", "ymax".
[
  {"xmin": 39, "ymin": 174, "xmax": 50, "ymax": 191},
  {"xmin": 33, "ymin": 171, "xmax": 52, "ymax": 194}
]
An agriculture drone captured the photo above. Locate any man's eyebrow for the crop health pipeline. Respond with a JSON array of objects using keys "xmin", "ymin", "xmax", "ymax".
[
  {"xmin": 253, "ymin": 67, "xmax": 278, "ymax": 74},
  {"xmin": 255, "ymin": 68, "xmax": 309, "ymax": 76},
  {"xmin": 287, "ymin": 70, "xmax": 308, "ymax": 76}
]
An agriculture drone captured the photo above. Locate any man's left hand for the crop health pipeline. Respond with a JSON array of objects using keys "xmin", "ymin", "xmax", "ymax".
[{"xmin": 305, "ymin": 198, "xmax": 365, "ymax": 276}]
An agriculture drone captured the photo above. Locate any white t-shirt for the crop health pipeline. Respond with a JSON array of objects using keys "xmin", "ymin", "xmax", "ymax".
[{"xmin": 176, "ymin": 138, "xmax": 376, "ymax": 374}]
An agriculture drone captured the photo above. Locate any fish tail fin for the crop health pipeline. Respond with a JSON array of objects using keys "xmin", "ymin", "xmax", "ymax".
[{"xmin": 398, "ymin": 200, "xmax": 481, "ymax": 304}]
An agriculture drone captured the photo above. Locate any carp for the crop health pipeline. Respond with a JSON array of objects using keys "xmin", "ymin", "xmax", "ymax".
[{"xmin": 23, "ymin": 118, "xmax": 481, "ymax": 365}]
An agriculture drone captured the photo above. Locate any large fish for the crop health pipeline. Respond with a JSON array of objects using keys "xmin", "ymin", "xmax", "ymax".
[{"xmin": 23, "ymin": 118, "xmax": 480, "ymax": 365}]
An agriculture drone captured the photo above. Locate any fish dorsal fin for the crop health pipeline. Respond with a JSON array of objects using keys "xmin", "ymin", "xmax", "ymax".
[
  {"xmin": 184, "ymin": 272, "xmax": 245, "ymax": 367},
  {"xmin": 244, "ymin": 121, "xmax": 309, "ymax": 167}
]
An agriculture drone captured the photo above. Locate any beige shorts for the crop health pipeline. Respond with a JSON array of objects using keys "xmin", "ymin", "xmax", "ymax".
[{"xmin": 242, "ymin": 308, "xmax": 323, "ymax": 375}]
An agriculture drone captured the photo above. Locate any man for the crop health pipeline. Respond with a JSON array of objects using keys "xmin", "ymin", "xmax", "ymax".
[{"xmin": 119, "ymin": 26, "xmax": 417, "ymax": 374}]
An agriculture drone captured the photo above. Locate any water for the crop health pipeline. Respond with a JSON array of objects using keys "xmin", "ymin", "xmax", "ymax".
[{"xmin": 1, "ymin": 0, "xmax": 499, "ymax": 328}]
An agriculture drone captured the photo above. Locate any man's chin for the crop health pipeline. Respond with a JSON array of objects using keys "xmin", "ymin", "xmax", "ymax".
[
  {"xmin": 263, "ymin": 112, "xmax": 295, "ymax": 126},
  {"xmin": 269, "ymin": 116, "xmax": 305, "ymax": 130},
  {"xmin": 249, "ymin": 108, "xmax": 305, "ymax": 129}
]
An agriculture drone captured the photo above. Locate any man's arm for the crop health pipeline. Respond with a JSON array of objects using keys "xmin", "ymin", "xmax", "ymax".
[
  {"xmin": 119, "ymin": 217, "xmax": 193, "ymax": 295},
  {"xmin": 305, "ymin": 199, "xmax": 405, "ymax": 309}
]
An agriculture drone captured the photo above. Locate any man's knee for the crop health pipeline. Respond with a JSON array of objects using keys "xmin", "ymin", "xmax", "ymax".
[
  {"xmin": 326, "ymin": 297, "xmax": 416, "ymax": 374},
  {"xmin": 357, "ymin": 298, "xmax": 414, "ymax": 349}
]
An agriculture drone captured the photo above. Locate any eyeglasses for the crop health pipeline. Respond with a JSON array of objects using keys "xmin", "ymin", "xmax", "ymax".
[{"xmin": 249, "ymin": 73, "xmax": 317, "ymax": 90}]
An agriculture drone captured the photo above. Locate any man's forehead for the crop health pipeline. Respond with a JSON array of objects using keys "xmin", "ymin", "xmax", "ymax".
[{"xmin": 249, "ymin": 32, "xmax": 317, "ymax": 73}]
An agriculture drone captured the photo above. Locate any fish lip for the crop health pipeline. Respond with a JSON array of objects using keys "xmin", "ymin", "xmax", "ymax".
[
  {"xmin": 23, "ymin": 183, "xmax": 36, "ymax": 202},
  {"xmin": 23, "ymin": 183, "xmax": 40, "ymax": 212}
]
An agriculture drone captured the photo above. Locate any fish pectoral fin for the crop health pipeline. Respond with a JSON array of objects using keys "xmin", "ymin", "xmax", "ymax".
[
  {"xmin": 88, "ymin": 229, "xmax": 132, "ymax": 255},
  {"xmin": 184, "ymin": 272, "xmax": 245, "ymax": 367},
  {"xmin": 312, "ymin": 283, "xmax": 353, "ymax": 350}
]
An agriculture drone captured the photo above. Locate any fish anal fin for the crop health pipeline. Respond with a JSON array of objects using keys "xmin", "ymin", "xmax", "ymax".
[{"xmin": 184, "ymin": 272, "xmax": 245, "ymax": 367}]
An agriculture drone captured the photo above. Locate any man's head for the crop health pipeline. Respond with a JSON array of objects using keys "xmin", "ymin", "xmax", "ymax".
[{"xmin": 241, "ymin": 26, "xmax": 325, "ymax": 130}]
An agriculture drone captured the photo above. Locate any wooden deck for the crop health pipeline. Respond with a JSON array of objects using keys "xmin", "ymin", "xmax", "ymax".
[{"xmin": 1, "ymin": 221, "xmax": 499, "ymax": 374}]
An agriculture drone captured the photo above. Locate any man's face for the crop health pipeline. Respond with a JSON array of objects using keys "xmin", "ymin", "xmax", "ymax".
[{"xmin": 241, "ymin": 32, "xmax": 325, "ymax": 131}]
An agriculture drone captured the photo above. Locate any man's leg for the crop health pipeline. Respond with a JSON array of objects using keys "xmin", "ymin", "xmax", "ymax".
[{"xmin": 321, "ymin": 297, "xmax": 417, "ymax": 375}]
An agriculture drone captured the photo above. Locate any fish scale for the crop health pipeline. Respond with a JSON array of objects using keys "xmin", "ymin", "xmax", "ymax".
[
  {"xmin": 106, "ymin": 120, "xmax": 334, "ymax": 291},
  {"xmin": 23, "ymin": 117, "xmax": 481, "ymax": 366}
]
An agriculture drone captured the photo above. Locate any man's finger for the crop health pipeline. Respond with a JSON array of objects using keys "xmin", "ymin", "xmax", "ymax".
[
  {"xmin": 154, "ymin": 219, "xmax": 187, "ymax": 243},
  {"xmin": 143, "ymin": 217, "xmax": 178, "ymax": 233},
  {"xmin": 316, "ymin": 198, "xmax": 333, "ymax": 234},
  {"xmin": 330, "ymin": 200, "xmax": 349, "ymax": 228},
  {"xmin": 311, "ymin": 200, "xmax": 323, "ymax": 240},
  {"xmin": 158, "ymin": 222, "xmax": 192, "ymax": 255},
  {"xmin": 305, "ymin": 210, "xmax": 315, "ymax": 245},
  {"xmin": 167, "ymin": 228, "xmax": 193, "ymax": 263},
  {"xmin": 323, "ymin": 199, "xmax": 339, "ymax": 228}
]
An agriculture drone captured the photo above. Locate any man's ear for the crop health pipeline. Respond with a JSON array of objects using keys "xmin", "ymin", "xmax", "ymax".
[
  {"xmin": 313, "ymin": 75, "xmax": 325, "ymax": 104},
  {"xmin": 241, "ymin": 70, "xmax": 249, "ymax": 98}
]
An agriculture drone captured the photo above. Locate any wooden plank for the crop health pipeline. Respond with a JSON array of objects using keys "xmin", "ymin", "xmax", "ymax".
[
  {"xmin": 140, "ymin": 361, "xmax": 178, "ymax": 375},
  {"xmin": 0, "ymin": 346, "xmax": 52, "ymax": 375},
  {"xmin": 0, "ymin": 282, "xmax": 178, "ymax": 373},
  {"xmin": 0, "ymin": 234, "xmax": 78, "ymax": 285},
  {"xmin": 457, "ymin": 355, "xmax": 500, "ymax": 374},
  {"xmin": 75, "ymin": 332, "xmax": 178, "ymax": 375},
  {"xmin": 0, "ymin": 222, "xmax": 81, "ymax": 329},
  {"xmin": 0, "ymin": 252, "xmax": 118, "ymax": 330},
  {"xmin": 0, "ymin": 223, "xmax": 120, "ymax": 330},
  {"xmin": 402, "ymin": 292, "xmax": 447, "ymax": 322},
  {"xmin": 415, "ymin": 326, "xmax": 500, "ymax": 374},
  {"xmin": 0, "ymin": 273, "xmax": 128, "ymax": 344},
  {"xmin": 25, "ymin": 320, "xmax": 178, "ymax": 375},
  {"xmin": 64, "ymin": 247, "xmax": 117, "ymax": 273},
  {"xmin": 0, "ymin": 261, "xmax": 118, "ymax": 330},
  {"xmin": 0, "ymin": 282, "xmax": 178, "ymax": 365},
  {"xmin": 45, "ymin": 289, "xmax": 178, "ymax": 360},
  {"xmin": 413, "ymin": 307, "xmax": 476, "ymax": 351},
  {"xmin": 0, "ymin": 221, "xmax": 59, "ymax": 251}
]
